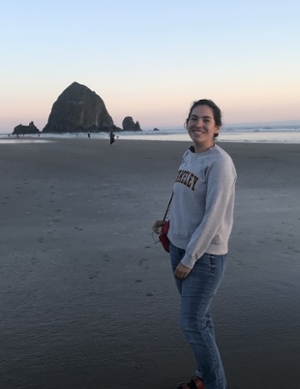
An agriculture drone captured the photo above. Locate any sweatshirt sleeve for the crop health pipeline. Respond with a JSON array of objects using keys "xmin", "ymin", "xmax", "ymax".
[{"xmin": 181, "ymin": 156, "xmax": 236, "ymax": 269}]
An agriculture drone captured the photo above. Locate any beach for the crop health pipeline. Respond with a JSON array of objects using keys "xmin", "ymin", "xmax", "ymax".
[{"xmin": 1, "ymin": 138, "xmax": 300, "ymax": 389}]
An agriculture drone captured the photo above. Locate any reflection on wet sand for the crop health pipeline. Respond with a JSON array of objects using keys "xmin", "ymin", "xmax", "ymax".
[{"xmin": 0, "ymin": 139, "xmax": 52, "ymax": 144}]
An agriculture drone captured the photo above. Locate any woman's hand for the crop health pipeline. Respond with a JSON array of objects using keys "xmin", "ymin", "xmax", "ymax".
[
  {"xmin": 152, "ymin": 220, "xmax": 165, "ymax": 234},
  {"xmin": 174, "ymin": 262, "xmax": 192, "ymax": 279}
]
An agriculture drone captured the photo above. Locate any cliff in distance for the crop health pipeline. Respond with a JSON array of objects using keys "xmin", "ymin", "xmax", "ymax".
[
  {"xmin": 43, "ymin": 82, "xmax": 122, "ymax": 133},
  {"xmin": 13, "ymin": 122, "xmax": 40, "ymax": 135},
  {"xmin": 122, "ymin": 117, "xmax": 142, "ymax": 132}
]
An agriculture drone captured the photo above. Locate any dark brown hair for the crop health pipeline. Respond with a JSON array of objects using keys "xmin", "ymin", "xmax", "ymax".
[{"xmin": 186, "ymin": 99, "xmax": 222, "ymax": 126}]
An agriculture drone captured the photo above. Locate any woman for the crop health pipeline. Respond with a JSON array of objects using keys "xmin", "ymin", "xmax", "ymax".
[{"xmin": 153, "ymin": 99, "xmax": 236, "ymax": 389}]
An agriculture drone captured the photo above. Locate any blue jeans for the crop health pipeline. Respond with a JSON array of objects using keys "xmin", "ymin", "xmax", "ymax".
[{"xmin": 169, "ymin": 242, "xmax": 227, "ymax": 389}]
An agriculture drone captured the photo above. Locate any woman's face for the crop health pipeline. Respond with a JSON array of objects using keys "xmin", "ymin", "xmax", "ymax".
[{"xmin": 186, "ymin": 105, "xmax": 220, "ymax": 148}]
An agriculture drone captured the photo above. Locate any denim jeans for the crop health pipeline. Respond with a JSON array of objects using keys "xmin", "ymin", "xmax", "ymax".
[{"xmin": 169, "ymin": 242, "xmax": 227, "ymax": 389}]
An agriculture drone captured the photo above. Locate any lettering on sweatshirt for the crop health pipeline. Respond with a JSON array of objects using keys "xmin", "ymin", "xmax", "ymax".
[{"xmin": 175, "ymin": 170, "xmax": 199, "ymax": 191}]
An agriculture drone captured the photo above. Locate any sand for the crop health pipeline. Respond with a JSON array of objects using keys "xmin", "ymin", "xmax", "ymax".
[{"xmin": 1, "ymin": 138, "xmax": 300, "ymax": 389}]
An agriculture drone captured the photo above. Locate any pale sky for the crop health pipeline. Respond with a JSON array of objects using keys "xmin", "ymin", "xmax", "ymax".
[{"xmin": 1, "ymin": 0, "xmax": 300, "ymax": 133}]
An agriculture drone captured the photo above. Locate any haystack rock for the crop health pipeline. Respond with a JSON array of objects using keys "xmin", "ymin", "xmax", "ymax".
[
  {"xmin": 122, "ymin": 117, "xmax": 142, "ymax": 132},
  {"xmin": 13, "ymin": 121, "xmax": 40, "ymax": 135},
  {"xmin": 43, "ymin": 82, "xmax": 121, "ymax": 133}
]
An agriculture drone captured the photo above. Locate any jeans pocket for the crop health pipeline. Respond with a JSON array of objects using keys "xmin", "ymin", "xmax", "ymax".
[{"xmin": 208, "ymin": 254, "xmax": 216, "ymax": 270}]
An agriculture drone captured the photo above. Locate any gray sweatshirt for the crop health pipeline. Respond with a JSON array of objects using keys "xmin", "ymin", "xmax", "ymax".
[{"xmin": 167, "ymin": 144, "xmax": 237, "ymax": 269}]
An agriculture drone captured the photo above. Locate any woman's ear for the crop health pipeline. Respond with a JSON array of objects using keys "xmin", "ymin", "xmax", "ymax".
[{"xmin": 214, "ymin": 125, "xmax": 221, "ymax": 137}]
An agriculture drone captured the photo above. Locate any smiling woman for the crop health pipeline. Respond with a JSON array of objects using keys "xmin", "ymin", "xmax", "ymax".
[
  {"xmin": 185, "ymin": 99, "xmax": 222, "ymax": 153},
  {"xmin": 153, "ymin": 99, "xmax": 237, "ymax": 389}
]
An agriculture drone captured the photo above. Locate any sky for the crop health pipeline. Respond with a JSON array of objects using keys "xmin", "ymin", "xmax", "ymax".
[{"xmin": 1, "ymin": 0, "xmax": 300, "ymax": 133}]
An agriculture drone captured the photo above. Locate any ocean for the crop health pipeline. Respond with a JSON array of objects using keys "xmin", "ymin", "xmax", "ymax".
[{"xmin": 1, "ymin": 126, "xmax": 300, "ymax": 143}]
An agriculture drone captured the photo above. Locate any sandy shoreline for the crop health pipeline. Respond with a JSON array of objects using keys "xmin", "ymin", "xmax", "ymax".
[{"xmin": 1, "ymin": 139, "xmax": 300, "ymax": 389}]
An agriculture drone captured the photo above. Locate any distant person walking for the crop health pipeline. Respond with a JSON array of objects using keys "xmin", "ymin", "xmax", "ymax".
[
  {"xmin": 153, "ymin": 99, "xmax": 237, "ymax": 389},
  {"xmin": 109, "ymin": 131, "xmax": 115, "ymax": 145}
]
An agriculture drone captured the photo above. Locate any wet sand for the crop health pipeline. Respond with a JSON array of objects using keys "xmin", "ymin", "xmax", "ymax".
[{"xmin": 1, "ymin": 138, "xmax": 300, "ymax": 389}]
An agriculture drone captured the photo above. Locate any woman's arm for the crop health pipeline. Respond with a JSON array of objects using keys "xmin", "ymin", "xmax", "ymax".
[{"xmin": 181, "ymin": 157, "xmax": 236, "ymax": 269}]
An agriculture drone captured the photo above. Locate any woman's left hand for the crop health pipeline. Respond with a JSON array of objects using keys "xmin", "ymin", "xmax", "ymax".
[
  {"xmin": 152, "ymin": 220, "xmax": 165, "ymax": 234},
  {"xmin": 174, "ymin": 262, "xmax": 192, "ymax": 279}
]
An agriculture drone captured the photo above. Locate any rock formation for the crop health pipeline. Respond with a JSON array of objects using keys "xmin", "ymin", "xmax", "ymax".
[
  {"xmin": 122, "ymin": 117, "xmax": 142, "ymax": 132},
  {"xmin": 13, "ymin": 121, "xmax": 40, "ymax": 135},
  {"xmin": 153, "ymin": 128, "xmax": 160, "ymax": 131},
  {"xmin": 43, "ymin": 82, "xmax": 121, "ymax": 133}
]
